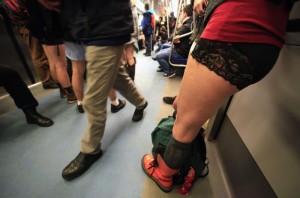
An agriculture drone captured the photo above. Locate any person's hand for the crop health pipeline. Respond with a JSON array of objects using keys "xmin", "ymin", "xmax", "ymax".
[
  {"xmin": 193, "ymin": 0, "xmax": 208, "ymax": 15},
  {"xmin": 173, "ymin": 35, "xmax": 180, "ymax": 43},
  {"xmin": 38, "ymin": 0, "xmax": 61, "ymax": 12},
  {"xmin": 173, "ymin": 96, "xmax": 178, "ymax": 110}
]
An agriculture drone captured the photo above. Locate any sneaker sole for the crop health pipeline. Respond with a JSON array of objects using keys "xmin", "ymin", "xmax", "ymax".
[
  {"xmin": 68, "ymin": 100, "xmax": 77, "ymax": 104},
  {"xmin": 163, "ymin": 73, "xmax": 176, "ymax": 78}
]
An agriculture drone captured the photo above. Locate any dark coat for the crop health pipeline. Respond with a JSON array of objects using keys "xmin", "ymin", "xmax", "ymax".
[
  {"xmin": 59, "ymin": 0, "xmax": 133, "ymax": 43},
  {"xmin": 174, "ymin": 17, "xmax": 193, "ymax": 57}
]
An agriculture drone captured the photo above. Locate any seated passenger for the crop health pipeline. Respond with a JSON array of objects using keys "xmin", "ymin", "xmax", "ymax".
[
  {"xmin": 155, "ymin": 26, "xmax": 169, "ymax": 53},
  {"xmin": 138, "ymin": 29, "xmax": 146, "ymax": 51},
  {"xmin": 0, "ymin": 65, "xmax": 54, "ymax": 127},
  {"xmin": 155, "ymin": 4, "xmax": 193, "ymax": 78}
]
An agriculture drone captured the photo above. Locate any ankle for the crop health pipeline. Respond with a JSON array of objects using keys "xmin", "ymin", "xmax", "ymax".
[
  {"xmin": 163, "ymin": 136, "xmax": 192, "ymax": 169},
  {"xmin": 22, "ymin": 107, "xmax": 37, "ymax": 115},
  {"xmin": 127, "ymin": 57, "xmax": 136, "ymax": 66},
  {"xmin": 111, "ymin": 99, "xmax": 119, "ymax": 106}
]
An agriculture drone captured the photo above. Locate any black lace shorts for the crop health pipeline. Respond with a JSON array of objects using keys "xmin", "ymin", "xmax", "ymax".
[{"xmin": 191, "ymin": 39, "xmax": 280, "ymax": 90}]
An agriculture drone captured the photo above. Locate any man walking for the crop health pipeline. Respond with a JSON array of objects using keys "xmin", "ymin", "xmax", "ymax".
[{"xmin": 38, "ymin": 0, "xmax": 148, "ymax": 180}]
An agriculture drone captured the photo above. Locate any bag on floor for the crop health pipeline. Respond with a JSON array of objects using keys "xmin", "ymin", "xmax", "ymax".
[{"xmin": 151, "ymin": 113, "xmax": 209, "ymax": 195}]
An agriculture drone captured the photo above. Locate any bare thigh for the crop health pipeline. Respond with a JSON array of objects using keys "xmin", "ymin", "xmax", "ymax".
[{"xmin": 173, "ymin": 56, "xmax": 239, "ymax": 143}]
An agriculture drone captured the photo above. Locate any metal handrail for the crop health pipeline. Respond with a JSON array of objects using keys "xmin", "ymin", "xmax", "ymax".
[{"xmin": 168, "ymin": 0, "xmax": 194, "ymax": 68}]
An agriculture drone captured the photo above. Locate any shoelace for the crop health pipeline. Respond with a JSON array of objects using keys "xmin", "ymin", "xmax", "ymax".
[{"xmin": 147, "ymin": 159, "xmax": 158, "ymax": 170}]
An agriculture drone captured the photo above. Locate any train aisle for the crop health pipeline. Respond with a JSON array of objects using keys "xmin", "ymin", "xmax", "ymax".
[{"xmin": 0, "ymin": 50, "xmax": 229, "ymax": 198}]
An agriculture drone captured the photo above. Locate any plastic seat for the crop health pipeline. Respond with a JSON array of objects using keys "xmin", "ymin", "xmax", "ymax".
[{"xmin": 170, "ymin": 57, "xmax": 188, "ymax": 65}]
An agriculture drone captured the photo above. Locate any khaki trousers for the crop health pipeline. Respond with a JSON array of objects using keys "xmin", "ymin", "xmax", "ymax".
[
  {"xmin": 17, "ymin": 26, "xmax": 51, "ymax": 83},
  {"xmin": 81, "ymin": 45, "xmax": 146, "ymax": 153}
]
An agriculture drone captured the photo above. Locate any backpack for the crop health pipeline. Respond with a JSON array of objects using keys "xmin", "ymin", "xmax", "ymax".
[
  {"xmin": 151, "ymin": 114, "xmax": 209, "ymax": 195},
  {"xmin": 142, "ymin": 11, "xmax": 154, "ymax": 36}
]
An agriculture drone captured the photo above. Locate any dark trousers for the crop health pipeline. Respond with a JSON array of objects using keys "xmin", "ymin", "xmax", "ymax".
[
  {"xmin": 145, "ymin": 35, "xmax": 152, "ymax": 54},
  {"xmin": 0, "ymin": 66, "xmax": 38, "ymax": 110}
]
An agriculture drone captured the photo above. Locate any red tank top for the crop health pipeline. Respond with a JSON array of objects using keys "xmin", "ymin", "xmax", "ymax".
[{"xmin": 201, "ymin": 0, "xmax": 290, "ymax": 48}]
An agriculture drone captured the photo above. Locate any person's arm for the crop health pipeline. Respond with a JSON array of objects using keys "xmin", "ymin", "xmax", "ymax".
[
  {"xmin": 193, "ymin": 0, "xmax": 208, "ymax": 15},
  {"xmin": 176, "ymin": 19, "xmax": 192, "ymax": 36}
]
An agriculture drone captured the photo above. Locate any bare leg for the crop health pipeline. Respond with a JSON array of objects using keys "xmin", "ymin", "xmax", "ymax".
[
  {"xmin": 173, "ymin": 55, "xmax": 239, "ymax": 143},
  {"xmin": 42, "ymin": 44, "xmax": 71, "ymax": 88},
  {"xmin": 125, "ymin": 44, "xmax": 135, "ymax": 65},
  {"xmin": 42, "ymin": 45, "xmax": 57, "ymax": 82},
  {"xmin": 71, "ymin": 60, "xmax": 86, "ymax": 102},
  {"xmin": 108, "ymin": 89, "xmax": 117, "ymax": 102}
]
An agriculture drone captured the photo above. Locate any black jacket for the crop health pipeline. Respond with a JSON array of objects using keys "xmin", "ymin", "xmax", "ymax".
[
  {"xmin": 174, "ymin": 17, "xmax": 193, "ymax": 57},
  {"xmin": 60, "ymin": 0, "xmax": 133, "ymax": 44}
]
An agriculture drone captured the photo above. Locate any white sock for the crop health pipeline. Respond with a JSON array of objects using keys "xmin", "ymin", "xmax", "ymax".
[
  {"xmin": 111, "ymin": 99, "xmax": 119, "ymax": 106},
  {"xmin": 77, "ymin": 101, "xmax": 83, "ymax": 105}
]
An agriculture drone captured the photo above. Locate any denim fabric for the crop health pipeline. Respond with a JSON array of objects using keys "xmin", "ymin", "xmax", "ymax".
[
  {"xmin": 145, "ymin": 35, "xmax": 152, "ymax": 54},
  {"xmin": 156, "ymin": 47, "xmax": 185, "ymax": 74},
  {"xmin": 64, "ymin": 41, "xmax": 86, "ymax": 61}
]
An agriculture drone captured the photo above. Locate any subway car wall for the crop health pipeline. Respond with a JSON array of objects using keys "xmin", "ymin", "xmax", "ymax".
[{"xmin": 217, "ymin": 2, "xmax": 300, "ymax": 197}]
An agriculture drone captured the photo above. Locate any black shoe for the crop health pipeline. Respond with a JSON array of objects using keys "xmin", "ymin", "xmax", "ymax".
[
  {"xmin": 143, "ymin": 52, "xmax": 151, "ymax": 56},
  {"xmin": 111, "ymin": 99, "xmax": 126, "ymax": 113},
  {"xmin": 77, "ymin": 104, "xmax": 84, "ymax": 113},
  {"xmin": 163, "ymin": 72, "xmax": 176, "ymax": 78},
  {"xmin": 42, "ymin": 80, "xmax": 59, "ymax": 89},
  {"xmin": 163, "ymin": 96, "xmax": 177, "ymax": 105},
  {"xmin": 62, "ymin": 150, "xmax": 103, "ymax": 181},
  {"xmin": 132, "ymin": 101, "xmax": 148, "ymax": 122},
  {"xmin": 24, "ymin": 108, "xmax": 54, "ymax": 127},
  {"xmin": 63, "ymin": 86, "xmax": 77, "ymax": 104},
  {"xmin": 59, "ymin": 87, "xmax": 67, "ymax": 98}
]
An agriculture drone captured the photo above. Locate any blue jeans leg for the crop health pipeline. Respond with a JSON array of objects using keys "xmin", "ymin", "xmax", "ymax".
[{"xmin": 156, "ymin": 48, "xmax": 173, "ymax": 74}]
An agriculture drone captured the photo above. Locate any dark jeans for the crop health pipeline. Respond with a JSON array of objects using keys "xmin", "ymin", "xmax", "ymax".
[
  {"xmin": 0, "ymin": 66, "xmax": 38, "ymax": 109},
  {"xmin": 145, "ymin": 35, "xmax": 152, "ymax": 54},
  {"xmin": 156, "ymin": 47, "xmax": 184, "ymax": 74}
]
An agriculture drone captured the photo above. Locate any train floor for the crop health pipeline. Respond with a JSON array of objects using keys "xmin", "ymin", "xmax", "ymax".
[{"xmin": 0, "ymin": 50, "xmax": 230, "ymax": 198}]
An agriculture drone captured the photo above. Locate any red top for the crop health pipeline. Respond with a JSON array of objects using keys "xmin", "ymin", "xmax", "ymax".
[{"xmin": 201, "ymin": 0, "xmax": 290, "ymax": 48}]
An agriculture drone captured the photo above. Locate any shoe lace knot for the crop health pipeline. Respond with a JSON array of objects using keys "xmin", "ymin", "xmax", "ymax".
[{"xmin": 147, "ymin": 159, "xmax": 158, "ymax": 170}]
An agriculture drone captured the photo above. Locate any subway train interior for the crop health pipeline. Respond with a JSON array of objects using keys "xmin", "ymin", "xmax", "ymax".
[{"xmin": 0, "ymin": 0, "xmax": 300, "ymax": 197}]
